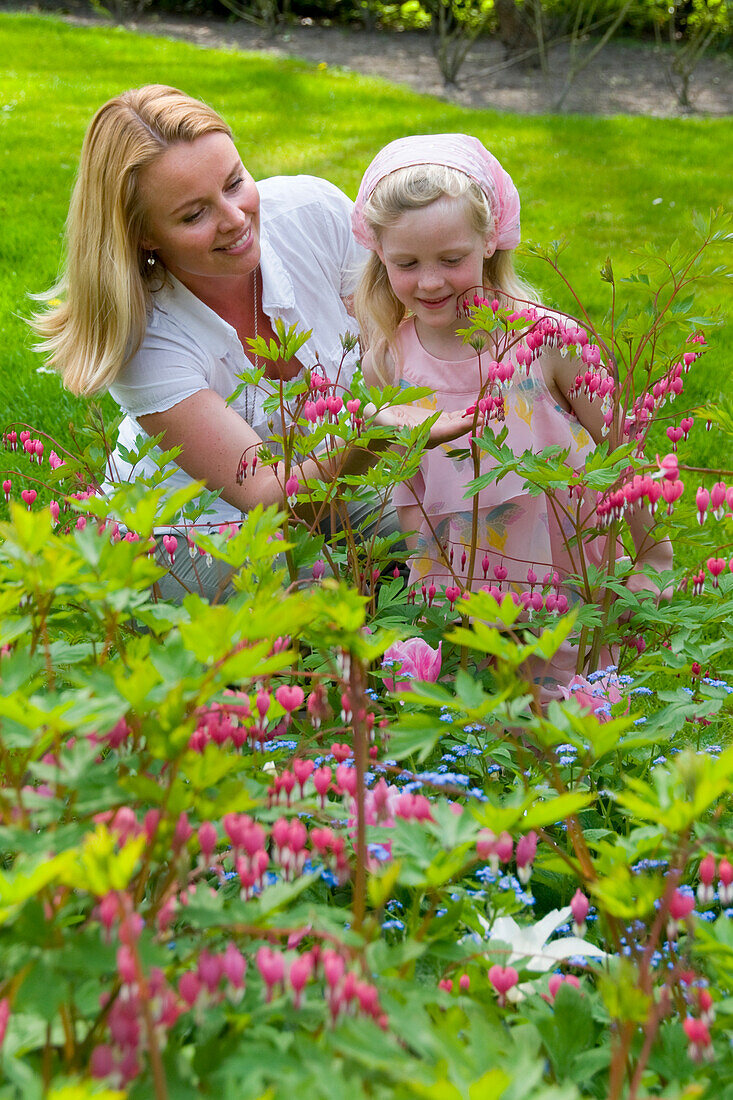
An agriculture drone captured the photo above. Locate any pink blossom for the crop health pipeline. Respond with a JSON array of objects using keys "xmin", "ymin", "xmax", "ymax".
[
  {"xmin": 382, "ymin": 638, "xmax": 442, "ymax": 692},
  {"xmin": 322, "ymin": 949, "xmax": 345, "ymax": 990},
  {"xmin": 696, "ymin": 487, "xmax": 710, "ymax": 525},
  {"xmin": 116, "ymin": 945, "xmax": 137, "ymax": 986},
  {"xmin": 515, "ymin": 831, "xmax": 537, "ymax": 884},
  {"xmin": 256, "ymin": 946, "xmax": 285, "ymax": 1000},
  {"xmin": 198, "ymin": 950, "xmax": 223, "ymax": 994},
  {"xmin": 292, "ymin": 757, "xmax": 314, "ymax": 794},
  {"xmin": 547, "ymin": 973, "xmax": 580, "ymax": 1001},
  {"xmin": 312, "ymin": 765, "xmax": 332, "ymax": 805},
  {"xmin": 90, "ymin": 1043, "xmax": 115, "ymax": 1079},
  {"xmin": 669, "ymin": 888, "xmax": 695, "ymax": 921},
  {"xmin": 488, "ymin": 964, "xmax": 519, "ymax": 1006},
  {"xmin": 222, "ymin": 943, "xmax": 247, "ymax": 989},
  {"xmin": 285, "ymin": 474, "xmax": 299, "ymax": 504},
  {"xmin": 162, "ymin": 534, "xmax": 177, "ymax": 562},
  {"xmin": 174, "ymin": 811, "xmax": 192, "ymax": 848},
  {"xmin": 477, "ymin": 828, "xmax": 513, "ymax": 872},
  {"xmin": 707, "ymin": 558, "xmax": 725, "ymax": 587},
  {"xmin": 655, "ymin": 452, "xmax": 679, "ymax": 481},
  {"xmin": 289, "ymin": 953, "xmax": 313, "ymax": 1006},
  {"xmin": 179, "ymin": 971, "xmax": 202, "ymax": 1007},
  {"xmin": 570, "ymin": 888, "xmax": 589, "ymax": 934},
  {"xmin": 275, "ymin": 684, "xmax": 304, "ymax": 713},
  {"xmin": 698, "ymin": 854, "xmax": 716, "ymax": 904},
  {"xmin": 683, "ymin": 1016, "xmax": 713, "ymax": 1062}
]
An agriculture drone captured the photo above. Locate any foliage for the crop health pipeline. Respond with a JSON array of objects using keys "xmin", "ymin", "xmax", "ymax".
[
  {"xmin": 1, "ymin": 213, "xmax": 733, "ymax": 1097},
  {"xmin": 654, "ymin": 0, "xmax": 733, "ymax": 107},
  {"xmin": 417, "ymin": 0, "xmax": 494, "ymax": 84}
]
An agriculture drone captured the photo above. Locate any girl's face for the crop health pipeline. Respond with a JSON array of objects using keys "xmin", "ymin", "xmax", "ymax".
[
  {"xmin": 138, "ymin": 131, "xmax": 261, "ymax": 295},
  {"xmin": 377, "ymin": 195, "xmax": 489, "ymax": 341}
]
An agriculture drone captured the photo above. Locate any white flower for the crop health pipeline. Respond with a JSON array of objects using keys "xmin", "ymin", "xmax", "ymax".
[{"xmin": 480, "ymin": 906, "xmax": 607, "ymax": 972}]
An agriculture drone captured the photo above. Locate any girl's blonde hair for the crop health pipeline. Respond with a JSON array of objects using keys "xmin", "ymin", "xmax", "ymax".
[
  {"xmin": 353, "ymin": 164, "xmax": 538, "ymax": 383},
  {"xmin": 30, "ymin": 85, "xmax": 232, "ymax": 396}
]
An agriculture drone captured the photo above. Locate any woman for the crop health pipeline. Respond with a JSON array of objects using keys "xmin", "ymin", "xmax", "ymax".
[
  {"xmin": 32, "ymin": 86, "xmax": 472, "ymax": 600},
  {"xmin": 29, "ymin": 86, "xmax": 371, "ymax": 599}
]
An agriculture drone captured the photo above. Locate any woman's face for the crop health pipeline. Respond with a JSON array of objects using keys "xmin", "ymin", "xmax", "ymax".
[{"xmin": 138, "ymin": 131, "xmax": 261, "ymax": 294}]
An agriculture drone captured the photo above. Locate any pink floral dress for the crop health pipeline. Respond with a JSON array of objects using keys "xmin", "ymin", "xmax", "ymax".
[{"xmin": 391, "ymin": 318, "xmax": 611, "ymax": 691}]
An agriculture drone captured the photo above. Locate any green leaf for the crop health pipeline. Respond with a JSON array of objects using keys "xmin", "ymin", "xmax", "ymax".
[
  {"xmin": 0, "ymin": 851, "xmax": 78, "ymax": 924},
  {"xmin": 387, "ymin": 712, "xmax": 449, "ymax": 762},
  {"xmin": 523, "ymin": 791, "xmax": 594, "ymax": 831},
  {"xmin": 534, "ymin": 983, "xmax": 597, "ymax": 1080}
]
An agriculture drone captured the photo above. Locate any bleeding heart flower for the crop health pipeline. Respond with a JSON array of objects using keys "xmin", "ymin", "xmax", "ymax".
[
  {"xmin": 275, "ymin": 685, "xmax": 305, "ymax": 713},
  {"xmin": 488, "ymin": 964, "xmax": 519, "ymax": 1005}
]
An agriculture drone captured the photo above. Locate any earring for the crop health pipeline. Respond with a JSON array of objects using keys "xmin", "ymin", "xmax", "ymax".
[{"xmin": 146, "ymin": 252, "xmax": 156, "ymax": 268}]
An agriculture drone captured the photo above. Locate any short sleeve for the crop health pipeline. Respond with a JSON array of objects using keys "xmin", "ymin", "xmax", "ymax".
[
  {"xmin": 260, "ymin": 175, "xmax": 368, "ymax": 300},
  {"xmin": 310, "ymin": 177, "xmax": 368, "ymax": 297},
  {"xmin": 109, "ymin": 323, "xmax": 210, "ymax": 417}
]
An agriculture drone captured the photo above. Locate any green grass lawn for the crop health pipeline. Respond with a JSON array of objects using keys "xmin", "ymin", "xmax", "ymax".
[{"xmin": 1, "ymin": 12, "xmax": 731, "ymax": 464}]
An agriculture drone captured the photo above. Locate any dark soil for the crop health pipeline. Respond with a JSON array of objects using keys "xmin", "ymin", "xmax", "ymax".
[{"xmin": 50, "ymin": 8, "xmax": 733, "ymax": 118}]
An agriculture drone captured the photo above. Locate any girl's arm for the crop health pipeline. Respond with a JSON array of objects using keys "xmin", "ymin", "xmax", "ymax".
[
  {"xmin": 361, "ymin": 346, "xmax": 393, "ymax": 389},
  {"xmin": 545, "ymin": 347, "xmax": 673, "ymax": 598}
]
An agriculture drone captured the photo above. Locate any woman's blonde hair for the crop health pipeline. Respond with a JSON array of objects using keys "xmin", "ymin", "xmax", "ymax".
[
  {"xmin": 30, "ymin": 85, "xmax": 232, "ymax": 396},
  {"xmin": 353, "ymin": 164, "xmax": 538, "ymax": 383}
]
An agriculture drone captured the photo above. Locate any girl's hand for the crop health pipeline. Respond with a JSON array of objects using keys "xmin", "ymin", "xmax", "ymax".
[{"xmin": 364, "ymin": 402, "xmax": 482, "ymax": 447}]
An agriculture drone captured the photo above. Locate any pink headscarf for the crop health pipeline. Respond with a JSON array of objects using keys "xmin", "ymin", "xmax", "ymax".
[{"xmin": 351, "ymin": 133, "xmax": 521, "ymax": 258}]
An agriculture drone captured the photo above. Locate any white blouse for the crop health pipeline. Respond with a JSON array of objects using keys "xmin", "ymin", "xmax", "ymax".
[{"xmin": 108, "ymin": 174, "xmax": 366, "ymax": 526}]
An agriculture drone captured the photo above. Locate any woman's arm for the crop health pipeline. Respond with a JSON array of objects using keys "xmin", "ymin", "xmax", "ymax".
[
  {"xmin": 138, "ymin": 387, "xmax": 385, "ymax": 519},
  {"xmin": 139, "ymin": 390, "xmax": 286, "ymax": 512}
]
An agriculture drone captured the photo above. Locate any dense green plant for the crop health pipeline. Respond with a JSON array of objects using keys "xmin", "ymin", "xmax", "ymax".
[{"xmin": 1, "ymin": 213, "xmax": 732, "ymax": 1098}]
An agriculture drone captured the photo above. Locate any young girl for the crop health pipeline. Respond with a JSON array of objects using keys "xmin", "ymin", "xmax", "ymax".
[{"xmin": 352, "ymin": 133, "xmax": 671, "ymax": 687}]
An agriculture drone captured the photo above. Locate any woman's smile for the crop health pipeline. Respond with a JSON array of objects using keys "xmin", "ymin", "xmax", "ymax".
[{"xmin": 216, "ymin": 226, "xmax": 253, "ymax": 254}]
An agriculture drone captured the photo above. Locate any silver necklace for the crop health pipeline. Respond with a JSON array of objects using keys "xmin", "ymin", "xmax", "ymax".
[
  {"xmin": 253, "ymin": 265, "xmax": 259, "ymax": 368},
  {"xmin": 244, "ymin": 266, "xmax": 260, "ymax": 425}
]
